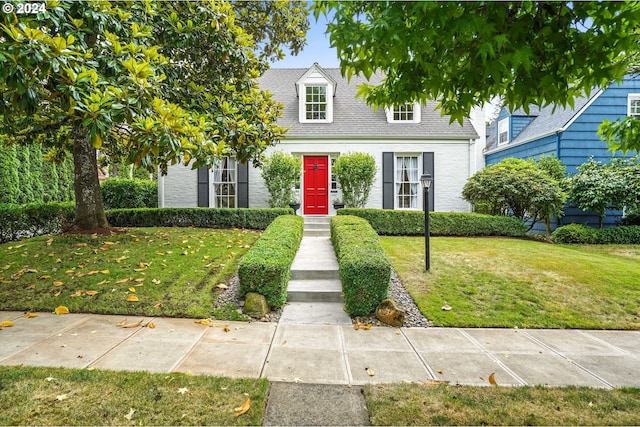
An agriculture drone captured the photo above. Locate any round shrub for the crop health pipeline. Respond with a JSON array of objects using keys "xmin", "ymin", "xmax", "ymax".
[
  {"xmin": 551, "ymin": 224, "xmax": 597, "ymax": 244},
  {"xmin": 101, "ymin": 178, "xmax": 158, "ymax": 209}
]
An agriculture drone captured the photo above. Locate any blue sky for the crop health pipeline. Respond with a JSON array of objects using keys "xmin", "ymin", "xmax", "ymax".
[{"xmin": 273, "ymin": 12, "xmax": 339, "ymax": 69}]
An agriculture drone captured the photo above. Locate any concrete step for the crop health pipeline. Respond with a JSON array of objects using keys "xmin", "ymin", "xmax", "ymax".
[
  {"xmin": 303, "ymin": 229, "xmax": 329, "ymax": 237},
  {"xmin": 304, "ymin": 223, "xmax": 330, "ymax": 230},
  {"xmin": 304, "ymin": 216, "xmax": 330, "ymax": 225},
  {"xmin": 287, "ymin": 279, "xmax": 343, "ymax": 303},
  {"xmin": 290, "ymin": 269, "xmax": 339, "ymax": 280},
  {"xmin": 279, "ymin": 302, "xmax": 352, "ymax": 325}
]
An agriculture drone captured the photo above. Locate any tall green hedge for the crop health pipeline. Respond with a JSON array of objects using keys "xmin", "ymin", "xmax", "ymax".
[
  {"xmin": 331, "ymin": 215, "xmax": 391, "ymax": 316},
  {"xmin": 337, "ymin": 208, "xmax": 527, "ymax": 237},
  {"xmin": 552, "ymin": 224, "xmax": 640, "ymax": 244},
  {"xmin": 0, "ymin": 202, "xmax": 75, "ymax": 243},
  {"xmin": 238, "ymin": 215, "xmax": 304, "ymax": 308},
  {"xmin": 0, "ymin": 145, "xmax": 20, "ymax": 204},
  {"xmin": 101, "ymin": 178, "xmax": 158, "ymax": 209}
]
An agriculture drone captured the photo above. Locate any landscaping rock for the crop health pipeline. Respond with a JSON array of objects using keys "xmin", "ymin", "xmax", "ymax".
[
  {"xmin": 244, "ymin": 292, "xmax": 270, "ymax": 318},
  {"xmin": 375, "ymin": 298, "xmax": 406, "ymax": 327}
]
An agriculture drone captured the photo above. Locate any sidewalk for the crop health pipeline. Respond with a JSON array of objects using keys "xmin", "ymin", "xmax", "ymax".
[{"xmin": 1, "ymin": 311, "xmax": 638, "ymax": 388}]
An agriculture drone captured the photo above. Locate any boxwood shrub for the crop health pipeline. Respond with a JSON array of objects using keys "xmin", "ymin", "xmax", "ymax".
[
  {"xmin": 337, "ymin": 208, "xmax": 527, "ymax": 237},
  {"xmin": 101, "ymin": 178, "xmax": 158, "ymax": 209},
  {"xmin": 331, "ymin": 215, "xmax": 391, "ymax": 316},
  {"xmin": 238, "ymin": 215, "xmax": 304, "ymax": 308},
  {"xmin": 0, "ymin": 202, "xmax": 75, "ymax": 243},
  {"xmin": 106, "ymin": 208, "xmax": 293, "ymax": 230},
  {"xmin": 552, "ymin": 224, "xmax": 640, "ymax": 244}
]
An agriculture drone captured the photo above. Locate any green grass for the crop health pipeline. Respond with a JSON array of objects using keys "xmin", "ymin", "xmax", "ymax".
[
  {"xmin": 365, "ymin": 383, "xmax": 640, "ymax": 426},
  {"xmin": 381, "ymin": 237, "xmax": 640, "ymax": 329},
  {"xmin": 0, "ymin": 366, "xmax": 267, "ymax": 426},
  {"xmin": 0, "ymin": 228, "xmax": 260, "ymax": 318}
]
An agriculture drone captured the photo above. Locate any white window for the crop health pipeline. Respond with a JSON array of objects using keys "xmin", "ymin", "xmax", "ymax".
[
  {"xmin": 387, "ymin": 103, "xmax": 421, "ymax": 123},
  {"xmin": 628, "ymin": 94, "xmax": 640, "ymax": 116},
  {"xmin": 395, "ymin": 155, "xmax": 419, "ymax": 209},
  {"xmin": 305, "ymin": 85, "xmax": 327, "ymax": 120},
  {"xmin": 212, "ymin": 156, "xmax": 236, "ymax": 208},
  {"xmin": 498, "ymin": 118, "xmax": 509, "ymax": 144}
]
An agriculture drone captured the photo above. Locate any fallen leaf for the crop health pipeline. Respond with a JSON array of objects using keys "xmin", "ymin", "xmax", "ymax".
[
  {"xmin": 38, "ymin": 275, "xmax": 51, "ymax": 280},
  {"xmin": 85, "ymin": 290, "xmax": 99, "ymax": 296},
  {"xmin": 488, "ymin": 372, "xmax": 498, "ymax": 387},
  {"xmin": 118, "ymin": 319, "xmax": 143, "ymax": 328},
  {"xmin": 128, "ymin": 287, "xmax": 136, "ymax": 293},
  {"xmin": 194, "ymin": 319, "xmax": 211, "ymax": 325},
  {"xmin": 126, "ymin": 295, "xmax": 139, "ymax": 302},
  {"xmin": 152, "ymin": 279, "xmax": 161, "ymax": 284},
  {"xmin": 56, "ymin": 394, "xmax": 68, "ymax": 401},
  {"xmin": 25, "ymin": 284, "xmax": 36, "ymax": 290},
  {"xmin": 116, "ymin": 319, "xmax": 128, "ymax": 327},
  {"xmin": 153, "ymin": 303, "xmax": 163, "ymax": 308},
  {"xmin": 86, "ymin": 270, "xmax": 99, "ymax": 276},
  {"xmin": 53, "ymin": 281, "xmax": 64, "ymax": 287},
  {"xmin": 147, "ymin": 322, "xmax": 156, "ymax": 329},
  {"xmin": 215, "ymin": 283, "xmax": 229, "ymax": 289},
  {"xmin": 178, "ymin": 387, "xmax": 189, "ymax": 395},
  {"xmin": 423, "ymin": 380, "xmax": 450, "ymax": 386},
  {"xmin": 224, "ymin": 325, "xmax": 230, "ymax": 332},
  {"xmin": 124, "ymin": 408, "xmax": 135, "ymax": 421},
  {"xmin": 96, "ymin": 280, "xmax": 108, "ymax": 285},
  {"xmin": 134, "ymin": 278, "xmax": 145, "ymax": 282},
  {"xmin": 46, "ymin": 238, "xmax": 54, "ymax": 246},
  {"xmin": 23, "ymin": 312, "xmax": 38, "ymax": 318},
  {"xmin": 441, "ymin": 305, "xmax": 452, "ymax": 311},
  {"xmin": 54, "ymin": 306, "xmax": 69, "ymax": 315},
  {"xmin": 235, "ymin": 397, "xmax": 251, "ymax": 417},
  {"xmin": 54, "ymin": 290, "xmax": 62, "ymax": 297},
  {"xmin": 436, "ymin": 370, "xmax": 444, "ymax": 375},
  {"xmin": 366, "ymin": 367, "xmax": 375, "ymax": 377},
  {"xmin": 0, "ymin": 320, "xmax": 14, "ymax": 327},
  {"xmin": 116, "ymin": 278, "xmax": 130, "ymax": 283},
  {"xmin": 100, "ymin": 270, "xmax": 110, "ymax": 275},
  {"xmin": 75, "ymin": 243, "xmax": 87, "ymax": 247}
]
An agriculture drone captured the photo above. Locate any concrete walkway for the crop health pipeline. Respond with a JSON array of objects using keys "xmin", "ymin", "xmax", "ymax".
[{"xmin": 1, "ymin": 311, "xmax": 639, "ymax": 388}]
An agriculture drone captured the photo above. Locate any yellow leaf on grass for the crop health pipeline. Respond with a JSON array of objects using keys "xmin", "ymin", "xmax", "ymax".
[
  {"xmin": 488, "ymin": 372, "xmax": 498, "ymax": 387},
  {"xmin": 23, "ymin": 312, "xmax": 38, "ymax": 318},
  {"xmin": 65, "ymin": 270, "xmax": 74, "ymax": 274},
  {"xmin": 128, "ymin": 287, "xmax": 136, "ymax": 293},
  {"xmin": 55, "ymin": 306, "xmax": 69, "ymax": 315},
  {"xmin": 0, "ymin": 320, "xmax": 14, "ymax": 327},
  {"xmin": 116, "ymin": 278, "xmax": 129, "ymax": 284},
  {"xmin": 87, "ymin": 270, "xmax": 99, "ymax": 276},
  {"xmin": 100, "ymin": 270, "xmax": 110, "ymax": 275},
  {"xmin": 85, "ymin": 290, "xmax": 99, "ymax": 296},
  {"xmin": 235, "ymin": 398, "xmax": 251, "ymax": 417},
  {"xmin": 126, "ymin": 295, "xmax": 139, "ymax": 302},
  {"xmin": 134, "ymin": 278, "xmax": 145, "ymax": 282},
  {"xmin": 38, "ymin": 275, "xmax": 51, "ymax": 280},
  {"xmin": 53, "ymin": 281, "xmax": 64, "ymax": 287}
]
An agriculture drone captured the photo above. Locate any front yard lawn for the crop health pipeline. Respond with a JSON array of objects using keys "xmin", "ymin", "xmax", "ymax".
[
  {"xmin": 365, "ymin": 383, "xmax": 640, "ymax": 426},
  {"xmin": 381, "ymin": 237, "xmax": 640, "ymax": 329},
  {"xmin": 0, "ymin": 228, "xmax": 260, "ymax": 318},
  {"xmin": 0, "ymin": 366, "xmax": 267, "ymax": 426}
]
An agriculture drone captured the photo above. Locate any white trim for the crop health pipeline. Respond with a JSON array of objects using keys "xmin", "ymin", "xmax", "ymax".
[
  {"xmin": 497, "ymin": 117, "xmax": 509, "ymax": 145},
  {"xmin": 299, "ymin": 83, "xmax": 333, "ymax": 123},
  {"xmin": 561, "ymin": 88, "xmax": 604, "ymax": 130},
  {"xmin": 394, "ymin": 153, "xmax": 421, "ymax": 210},
  {"xmin": 386, "ymin": 103, "xmax": 421, "ymax": 123}
]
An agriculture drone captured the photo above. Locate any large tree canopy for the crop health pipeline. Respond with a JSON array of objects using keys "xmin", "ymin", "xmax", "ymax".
[
  {"xmin": 314, "ymin": 1, "xmax": 640, "ymax": 125},
  {"xmin": 0, "ymin": 0, "xmax": 308, "ymax": 230}
]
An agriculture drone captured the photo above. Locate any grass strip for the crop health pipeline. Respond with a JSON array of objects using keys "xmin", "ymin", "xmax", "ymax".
[
  {"xmin": 365, "ymin": 383, "xmax": 640, "ymax": 426},
  {"xmin": 0, "ymin": 366, "xmax": 267, "ymax": 426}
]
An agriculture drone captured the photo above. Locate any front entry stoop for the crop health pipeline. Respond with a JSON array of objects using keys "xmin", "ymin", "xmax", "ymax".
[{"xmin": 280, "ymin": 216, "xmax": 351, "ymax": 325}]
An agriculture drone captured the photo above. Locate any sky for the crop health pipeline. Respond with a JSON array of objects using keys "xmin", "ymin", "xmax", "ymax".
[{"xmin": 272, "ymin": 13, "xmax": 340, "ymax": 69}]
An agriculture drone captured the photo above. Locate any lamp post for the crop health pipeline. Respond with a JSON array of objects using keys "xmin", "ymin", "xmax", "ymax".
[{"xmin": 420, "ymin": 173, "xmax": 433, "ymax": 271}]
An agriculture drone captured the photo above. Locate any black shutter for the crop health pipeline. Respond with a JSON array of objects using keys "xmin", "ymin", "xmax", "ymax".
[
  {"xmin": 382, "ymin": 152, "xmax": 394, "ymax": 209},
  {"xmin": 197, "ymin": 166, "xmax": 209, "ymax": 207},
  {"xmin": 237, "ymin": 162, "xmax": 249, "ymax": 208},
  {"xmin": 422, "ymin": 152, "xmax": 434, "ymax": 211}
]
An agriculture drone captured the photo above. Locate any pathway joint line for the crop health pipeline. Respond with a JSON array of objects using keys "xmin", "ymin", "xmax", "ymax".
[
  {"xmin": 168, "ymin": 320, "xmax": 211, "ymax": 373},
  {"xmin": 338, "ymin": 324, "xmax": 354, "ymax": 385},
  {"xmin": 400, "ymin": 327, "xmax": 437, "ymax": 380},
  {"xmin": 458, "ymin": 329, "xmax": 528, "ymax": 386},
  {"xmin": 578, "ymin": 330, "xmax": 640, "ymax": 361},
  {"xmin": 520, "ymin": 330, "xmax": 613, "ymax": 389},
  {"xmin": 260, "ymin": 323, "xmax": 280, "ymax": 379}
]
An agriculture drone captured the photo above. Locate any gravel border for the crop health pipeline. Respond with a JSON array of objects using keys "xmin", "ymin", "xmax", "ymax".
[{"xmin": 213, "ymin": 269, "xmax": 431, "ymax": 327}]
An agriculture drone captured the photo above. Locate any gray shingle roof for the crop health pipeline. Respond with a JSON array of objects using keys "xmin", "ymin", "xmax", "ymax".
[{"xmin": 258, "ymin": 67, "xmax": 479, "ymax": 139}]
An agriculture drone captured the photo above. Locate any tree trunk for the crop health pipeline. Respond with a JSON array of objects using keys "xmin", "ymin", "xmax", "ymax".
[{"xmin": 71, "ymin": 123, "xmax": 110, "ymax": 231}]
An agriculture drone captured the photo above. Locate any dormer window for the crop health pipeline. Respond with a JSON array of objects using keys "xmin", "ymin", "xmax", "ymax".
[
  {"xmin": 296, "ymin": 63, "xmax": 336, "ymax": 123},
  {"xmin": 305, "ymin": 85, "xmax": 327, "ymax": 120},
  {"xmin": 498, "ymin": 117, "xmax": 509, "ymax": 144},
  {"xmin": 628, "ymin": 94, "xmax": 640, "ymax": 117},
  {"xmin": 386, "ymin": 102, "xmax": 421, "ymax": 123}
]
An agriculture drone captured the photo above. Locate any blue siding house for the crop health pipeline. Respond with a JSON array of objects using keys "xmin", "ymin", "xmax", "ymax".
[{"xmin": 484, "ymin": 75, "xmax": 640, "ymax": 228}]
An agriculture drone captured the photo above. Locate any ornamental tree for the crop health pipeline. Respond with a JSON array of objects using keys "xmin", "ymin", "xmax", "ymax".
[
  {"xmin": 0, "ymin": 1, "xmax": 308, "ymax": 231},
  {"xmin": 462, "ymin": 158, "xmax": 566, "ymax": 232},
  {"xmin": 333, "ymin": 152, "xmax": 377, "ymax": 208},
  {"xmin": 314, "ymin": 1, "xmax": 640, "ymax": 125},
  {"xmin": 261, "ymin": 151, "xmax": 302, "ymax": 208}
]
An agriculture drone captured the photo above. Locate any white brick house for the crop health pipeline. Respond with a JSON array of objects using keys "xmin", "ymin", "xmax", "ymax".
[{"xmin": 159, "ymin": 63, "xmax": 482, "ymax": 215}]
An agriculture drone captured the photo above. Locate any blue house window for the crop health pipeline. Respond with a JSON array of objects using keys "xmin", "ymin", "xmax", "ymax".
[{"xmin": 628, "ymin": 94, "xmax": 640, "ymax": 117}]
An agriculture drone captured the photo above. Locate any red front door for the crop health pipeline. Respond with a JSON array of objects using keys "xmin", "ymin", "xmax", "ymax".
[{"xmin": 303, "ymin": 156, "xmax": 329, "ymax": 215}]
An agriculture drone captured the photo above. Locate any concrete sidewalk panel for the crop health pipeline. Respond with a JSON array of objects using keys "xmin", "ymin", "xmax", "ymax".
[
  {"xmin": 581, "ymin": 330, "xmax": 640, "ymax": 355},
  {"xmin": 280, "ymin": 302, "xmax": 351, "ymax": 325},
  {"xmin": 402, "ymin": 328, "xmax": 481, "ymax": 353},
  {"xmin": 0, "ymin": 312, "xmax": 90, "ymax": 336},
  {"xmin": 495, "ymin": 353, "xmax": 610, "ymax": 387},
  {"xmin": 347, "ymin": 350, "xmax": 431, "ymax": 384},
  {"xmin": 526, "ymin": 330, "xmax": 628, "ymax": 355},
  {"xmin": 570, "ymin": 355, "xmax": 640, "ymax": 387},
  {"xmin": 273, "ymin": 324, "xmax": 342, "ymax": 350},
  {"xmin": 419, "ymin": 352, "xmax": 522, "ymax": 386},
  {"xmin": 263, "ymin": 347, "xmax": 348, "ymax": 384},
  {"xmin": 175, "ymin": 342, "xmax": 269, "ymax": 378},
  {"xmin": 264, "ymin": 382, "xmax": 370, "ymax": 426},
  {"xmin": 342, "ymin": 326, "xmax": 413, "ymax": 352},
  {"xmin": 200, "ymin": 321, "xmax": 276, "ymax": 346},
  {"xmin": 464, "ymin": 329, "xmax": 546, "ymax": 353}
]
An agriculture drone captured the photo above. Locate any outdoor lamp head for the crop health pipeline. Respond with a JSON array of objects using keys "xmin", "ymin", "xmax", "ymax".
[{"xmin": 420, "ymin": 173, "xmax": 432, "ymax": 189}]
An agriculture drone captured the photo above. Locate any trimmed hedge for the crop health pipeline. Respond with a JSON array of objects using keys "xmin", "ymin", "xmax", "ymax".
[
  {"xmin": 101, "ymin": 179, "xmax": 158, "ymax": 209},
  {"xmin": 552, "ymin": 224, "xmax": 640, "ymax": 244},
  {"xmin": 238, "ymin": 215, "xmax": 304, "ymax": 308},
  {"xmin": 0, "ymin": 202, "xmax": 75, "ymax": 243},
  {"xmin": 337, "ymin": 208, "xmax": 527, "ymax": 237},
  {"xmin": 0, "ymin": 205, "xmax": 293, "ymax": 243},
  {"xmin": 331, "ymin": 215, "xmax": 391, "ymax": 316},
  {"xmin": 106, "ymin": 208, "xmax": 293, "ymax": 230}
]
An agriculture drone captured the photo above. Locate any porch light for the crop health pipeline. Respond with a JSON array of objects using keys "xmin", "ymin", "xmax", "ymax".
[{"xmin": 419, "ymin": 173, "xmax": 433, "ymax": 271}]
